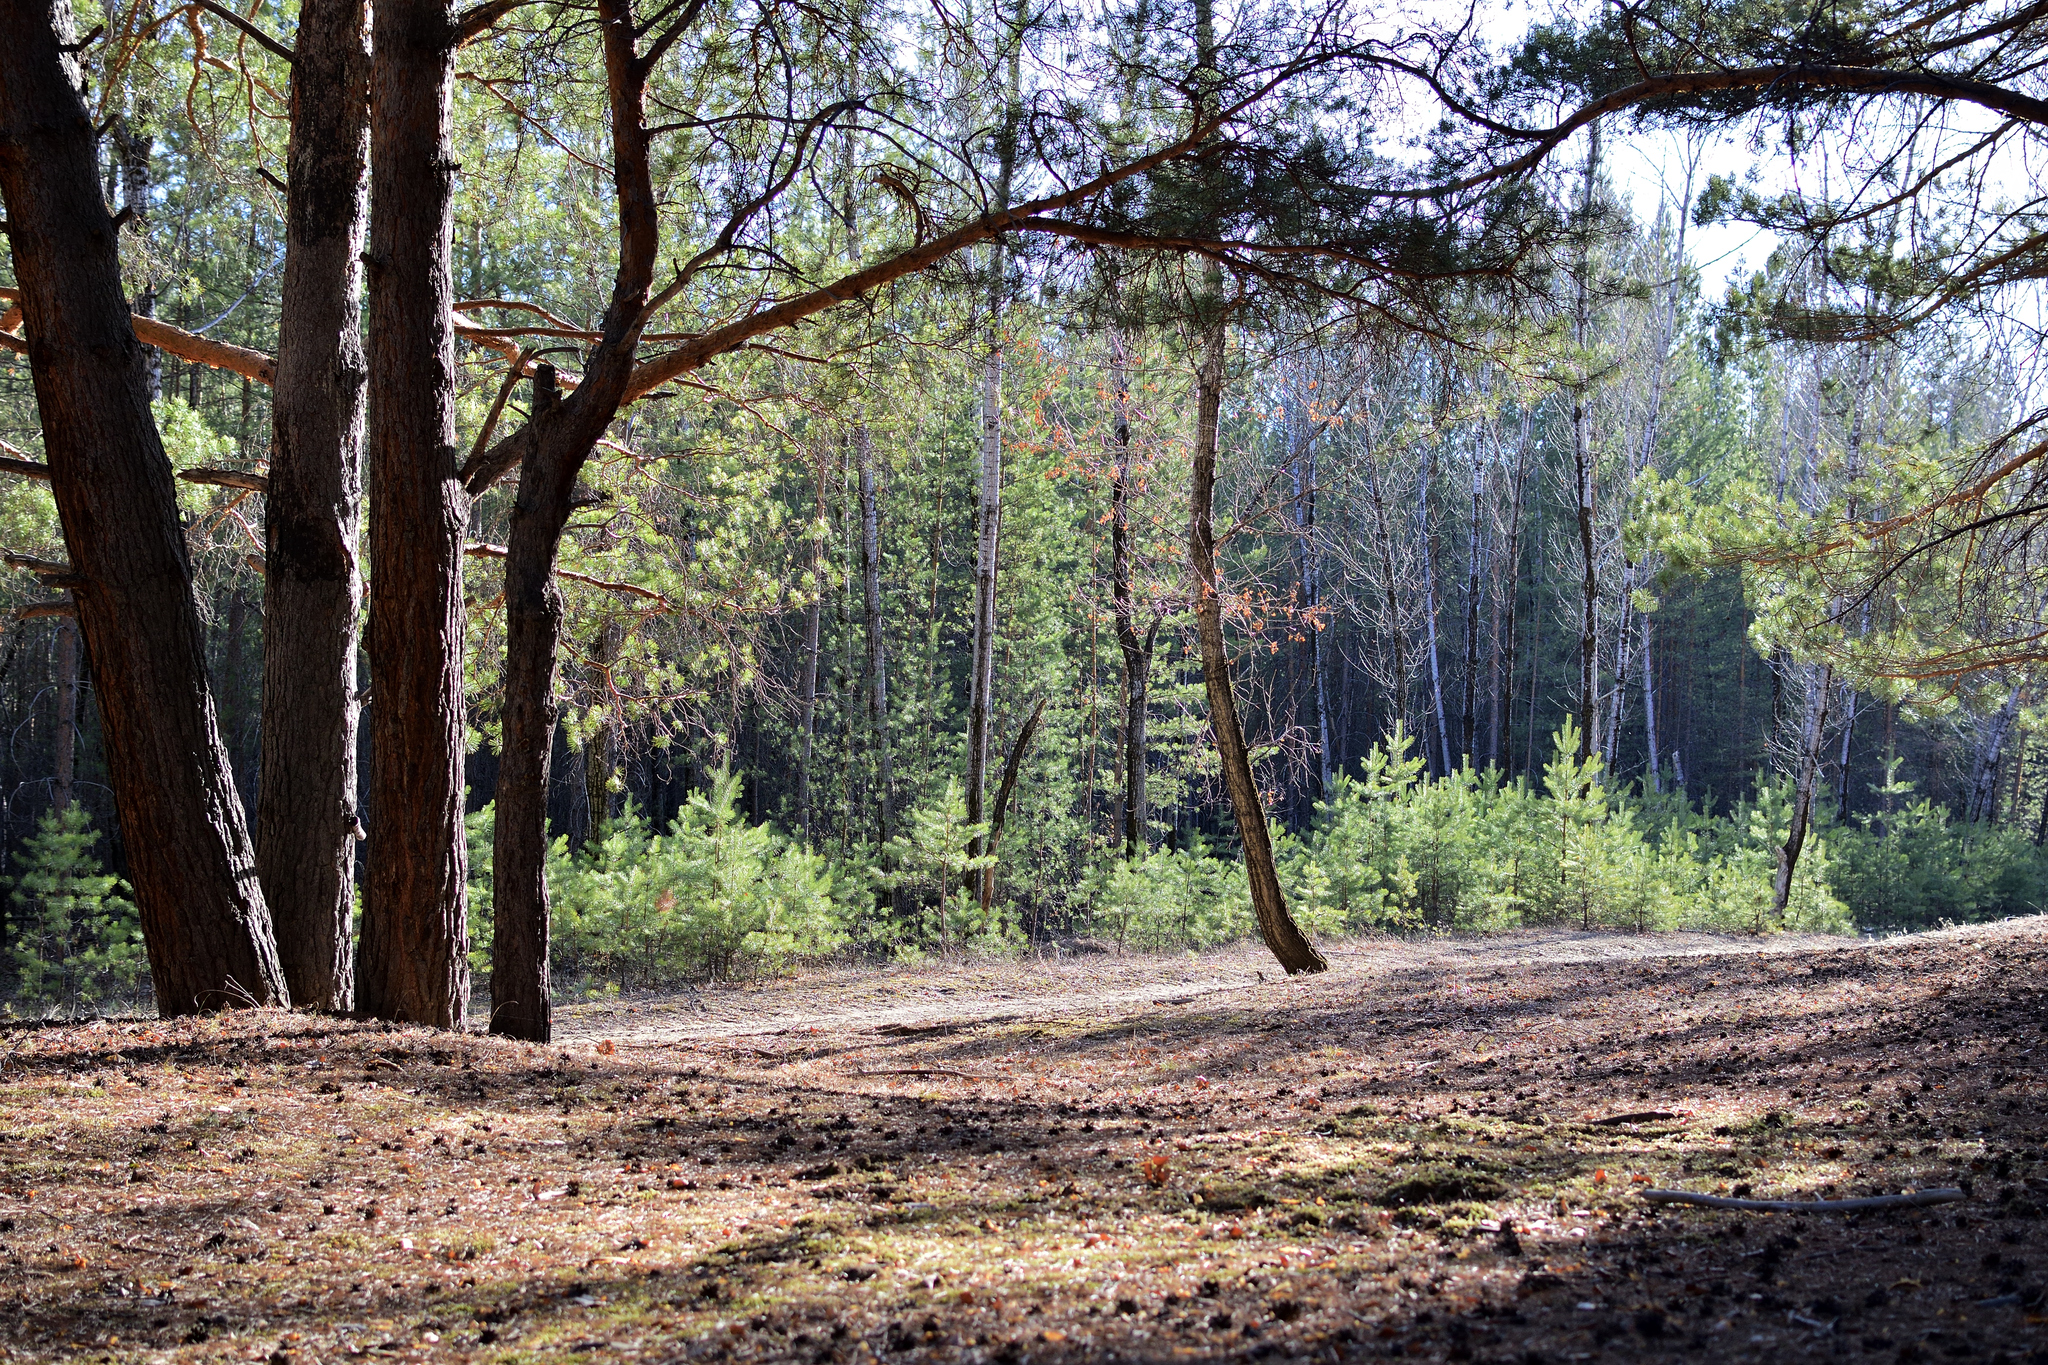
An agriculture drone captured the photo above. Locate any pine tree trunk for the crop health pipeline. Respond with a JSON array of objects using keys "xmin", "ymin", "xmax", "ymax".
[
  {"xmin": 583, "ymin": 618, "xmax": 624, "ymax": 844},
  {"xmin": 1189, "ymin": 324, "xmax": 1325, "ymax": 976},
  {"xmin": 0, "ymin": 1, "xmax": 287, "ymax": 1013},
  {"xmin": 259, "ymin": 0, "xmax": 371, "ymax": 1011},
  {"xmin": 358, "ymin": 0, "xmax": 469, "ymax": 1029},
  {"xmin": 858, "ymin": 426, "xmax": 894, "ymax": 846},
  {"xmin": 965, "ymin": 333, "xmax": 1002, "ymax": 857},
  {"xmin": 794, "ymin": 458, "xmax": 826, "ymax": 845},
  {"xmin": 1462, "ymin": 438, "xmax": 1483, "ymax": 767},
  {"xmin": 487, "ymin": 0, "xmax": 661, "ymax": 1041},
  {"xmin": 490, "ymin": 368, "xmax": 564, "ymax": 1044},
  {"xmin": 1108, "ymin": 328, "xmax": 1154, "ymax": 858}
]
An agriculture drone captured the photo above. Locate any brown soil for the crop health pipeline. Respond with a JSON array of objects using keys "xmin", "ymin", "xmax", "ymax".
[{"xmin": 1, "ymin": 920, "xmax": 2043, "ymax": 1365}]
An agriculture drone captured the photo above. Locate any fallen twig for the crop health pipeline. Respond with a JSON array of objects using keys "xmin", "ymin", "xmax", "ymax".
[
  {"xmin": 1640, "ymin": 1186, "xmax": 1964, "ymax": 1212},
  {"xmin": 856, "ymin": 1068, "xmax": 989, "ymax": 1080},
  {"xmin": 1585, "ymin": 1110, "xmax": 1689, "ymax": 1126}
]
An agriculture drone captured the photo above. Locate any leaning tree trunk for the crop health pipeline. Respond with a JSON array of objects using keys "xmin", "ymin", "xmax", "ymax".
[
  {"xmin": 1188, "ymin": 323, "xmax": 1326, "ymax": 976},
  {"xmin": 0, "ymin": 0, "xmax": 287, "ymax": 1013},
  {"xmin": 359, "ymin": 0, "xmax": 469, "ymax": 1029},
  {"xmin": 488, "ymin": 0, "xmax": 661, "ymax": 1042},
  {"xmin": 259, "ymin": 0, "xmax": 371, "ymax": 1012}
]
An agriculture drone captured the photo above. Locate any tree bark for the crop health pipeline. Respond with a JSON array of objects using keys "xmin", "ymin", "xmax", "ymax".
[
  {"xmin": 1189, "ymin": 323, "xmax": 1325, "ymax": 976},
  {"xmin": 490, "ymin": 366, "xmax": 563, "ymax": 1043},
  {"xmin": 260, "ymin": 0, "xmax": 371, "ymax": 1012},
  {"xmin": 358, "ymin": 0, "xmax": 469, "ymax": 1029},
  {"xmin": 488, "ymin": 0, "xmax": 660, "ymax": 1042},
  {"xmin": 1571, "ymin": 124, "xmax": 1602, "ymax": 765},
  {"xmin": 0, "ymin": 0, "xmax": 287, "ymax": 1013}
]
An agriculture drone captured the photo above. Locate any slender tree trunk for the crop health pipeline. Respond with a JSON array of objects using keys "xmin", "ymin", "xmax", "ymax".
[
  {"xmin": 582, "ymin": 619, "xmax": 624, "ymax": 843},
  {"xmin": 794, "ymin": 457, "xmax": 826, "ymax": 846},
  {"xmin": 1362, "ymin": 437, "xmax": 1408, "ymax": 744},
  {"xmin": 259, "ymin": 0, "xmax": 371, "ymax": 1011},
  {"xmin": 359, "ymin": 0, "xmax": 469, "ymax": 1029},
  {"xmin": 51, "ymin": 601, "xmax": 78, "ymax": 811},
  {"xmin": 0, "ymin": 0, "xmax": 287, "ymax": 1012},
  {"xmin": 1419, "ymin": 438, "xmax": 1452, "ymax": 776},
  {"xmin": 1771, "ymin": 662, "xmax": 1832, "ymax": 924},
  {"xmin": 487, "ymin": 0, "xmax": 661, "ymax": 1041},
  {"xmin": 965, "ymin": 318, "xmax": 1003, "ymax": 857},
  {"xmin": 1462, "ymin": 433, "xmax": 1483, "ymax": 767},
  {"xmin": 979, "ymin": 696, "xmax": 1047, "ymax": 911},
  {"xmin": 1642, "ymin": 612, "xmax": 1661, "ymax": 790},
  {"xmin": 965, "ymin": 23, "xmax": 1022, "ymax": 862},
  {"xmin": 1189, "ymin": 323, "xmax": 1325, "ymax": 975},
  {"xmin": 1492, "ymin": 410, "xmax": 1531, "ymax": 772},
  {"xmin": 1108, "ymin": 328, "xmax": 1156, "ymax": 858},
  {"xmin": 1571, "ymin": 125, "xmax": 1601, "ymax": 764},
  {"xmin": 858, "ymin": 426, "xmax": 894, "ymax": 846}
]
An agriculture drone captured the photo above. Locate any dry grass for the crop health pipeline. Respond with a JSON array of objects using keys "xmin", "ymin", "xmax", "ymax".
[{"xmin": 1, "ymin": 920, "xmax": 2043, "ymax": 1365}]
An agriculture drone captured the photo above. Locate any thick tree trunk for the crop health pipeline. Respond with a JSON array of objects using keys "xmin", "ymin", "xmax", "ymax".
[
  {"xmin": 1189, "ymin": 324, "xmax": 1325, "ymax": 976},
  {"xmin": 857, "ymin": 426, "xmax": 894, "ymax": 846},
  {"xmin": 260, "ymin": 0, "xmax": 371, "ymax": 1012},
  {"xmin": 359, "ymin": 0, "xmax": 469, "ymax": 1029},
  {"xmin": 490, "ymin": 368, "xmax": 564, "ymax": 1043},
  {"xmin": 1108, "ymin": 328, "xmax": 1155, "ymax": 858},
  {"xmin": 487, "ymin": 0, "xmax": 659, "ymax": 1042},
  {"xmin": 0, "ymin": 0, "xmax": 287, "ymax": 1012}
]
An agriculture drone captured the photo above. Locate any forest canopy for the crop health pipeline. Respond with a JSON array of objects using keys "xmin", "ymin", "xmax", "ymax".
[{"xmin": 3, "ymin": 0, "xmax": 2048, "ymax": 1028}]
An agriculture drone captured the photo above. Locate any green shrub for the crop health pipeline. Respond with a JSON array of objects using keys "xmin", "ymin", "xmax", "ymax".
[
  {"xmin": 6, "ymin": 805, "xmax": 145, "ymax": 1013},
  {"xmin": 874, "ymin": 779, "xmax": 1017, "ymax": 958},
  {"xmin": 470, "ymin": 769, "xmax": 846, "ymax": 990},
  {"xmin": 1271, "ymin": 721, "xmax": 1849, "ymax": 936},
  {"xmin": 1090, "ymin": 836, "xmax": 1254, "ymax": 951}
]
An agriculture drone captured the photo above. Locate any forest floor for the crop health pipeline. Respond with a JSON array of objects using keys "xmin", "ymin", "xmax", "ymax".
[{"xmin": 0, "ymin": 922, "xmax": 2043, "ymax": 1365}]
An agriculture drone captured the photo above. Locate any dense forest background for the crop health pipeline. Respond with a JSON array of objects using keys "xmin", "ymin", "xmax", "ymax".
[{"xmin": 3, "ymin": 0, "xmax": 2045, "ymax": 1012}]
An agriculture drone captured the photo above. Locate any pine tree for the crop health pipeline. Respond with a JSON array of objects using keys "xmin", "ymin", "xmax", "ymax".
[{"xmin": 7, "ymin": 806, "xmax": 144, "ymax": 1014}]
